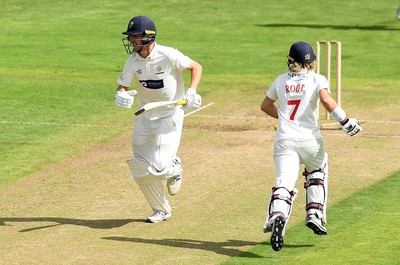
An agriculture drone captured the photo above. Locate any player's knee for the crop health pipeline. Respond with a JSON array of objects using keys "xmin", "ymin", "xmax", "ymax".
[{"xmin": 127, "ymin": 158, "xmax": 152, "ymax": 183}]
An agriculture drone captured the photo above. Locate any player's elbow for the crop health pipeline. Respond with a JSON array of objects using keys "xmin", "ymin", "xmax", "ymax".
[
  {"xmin": 261, "ymin": 103, "xmax": 274, "ymax": 117},
  {"xmin": 260, "ymin": 103, "xmax": 268, "ymax": 113}
]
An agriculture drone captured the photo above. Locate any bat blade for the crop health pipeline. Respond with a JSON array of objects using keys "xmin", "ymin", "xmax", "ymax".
[{"xmin": 134, "ymin": 99, "xmax": 187, "ymax": 116}]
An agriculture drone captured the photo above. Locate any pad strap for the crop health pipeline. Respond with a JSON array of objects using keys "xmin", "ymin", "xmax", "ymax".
[
  {"xmin": 304, "ymin": 178, "xmax": 325, "ymax": 188},
  {"xmin": 306, "ymin": 203, "xmax": 324, "ymax": 211},
  {"xmin": 271, "ymin": 187, "xmax": 296, "ymax": 201}
]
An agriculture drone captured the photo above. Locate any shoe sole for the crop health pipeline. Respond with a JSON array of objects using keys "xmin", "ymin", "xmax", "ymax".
[
  {"xmin": 167, "ymin": 176, "xmax": 182, "ymax": 195},
  {"xmin": 270, "ymin": 216, "xmax": 285, "ymax": 251},
  {"xmin": 306, "ymin": 220, "xmax": 327, "ymax": 235}
]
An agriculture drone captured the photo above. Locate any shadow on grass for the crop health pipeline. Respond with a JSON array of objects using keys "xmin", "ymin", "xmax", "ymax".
[
  {"xmin": 0, "ymin": 217, "xmax": 142, "ymax": 232},
  {"xmin": 235, "ymin": 241, "xmax": 314, "ymax": 258},
  {"xmin": 255, "ymin": 23, "xmax": 400, "ymax": 31},
  {"xmin": 103, "ymin": 236, "xmax": 263, "ymax": 258}
]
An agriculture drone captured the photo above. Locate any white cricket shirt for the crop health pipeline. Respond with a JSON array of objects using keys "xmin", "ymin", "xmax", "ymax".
[
  {"xmin": 118, "ymin": 43, "xmax": 191, "ymax": 107},
  {"xmin": 266, "ymin": 71, "xmax": 330, "ymax": 141}
]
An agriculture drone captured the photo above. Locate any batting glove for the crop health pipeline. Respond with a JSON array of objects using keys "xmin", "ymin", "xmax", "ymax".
[
  {"xmin": 114, "ymin": 90, "xmax": 137, "ymax": 108},
  {"xmin": 341, "ymin": 118, "xmax": 362, "ymax": 136},
  {"xmin": 182, "ymin": 88, "xmax": 202, "ymax": 111}
]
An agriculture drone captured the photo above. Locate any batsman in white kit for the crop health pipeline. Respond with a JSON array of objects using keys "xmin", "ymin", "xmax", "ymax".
[
  {"xmin": 261, "ymin": 41, "xmax": 362, "ymax": 251},
  {"xmin": 114, "ymin": 16, "xmax": 202, "ymax": 223}
]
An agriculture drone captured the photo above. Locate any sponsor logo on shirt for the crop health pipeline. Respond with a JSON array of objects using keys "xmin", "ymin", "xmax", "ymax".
[{"xmin": 140, "ymin": 79, "xmax": 164, "ymax": 89}]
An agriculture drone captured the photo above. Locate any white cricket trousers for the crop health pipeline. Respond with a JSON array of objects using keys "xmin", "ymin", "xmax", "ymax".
[
  {"xmin": 273, "ymin": 138, "xmax": 326, "ymax": 190},
  {"xmin": 132, "ymin": 108, "xmax": 184, "ymax": 171}
]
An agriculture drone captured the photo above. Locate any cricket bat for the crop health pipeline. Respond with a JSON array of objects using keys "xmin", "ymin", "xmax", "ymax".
[{"xmin": 134, "ymin": 99, "xmax": 187, "ymax": 116}]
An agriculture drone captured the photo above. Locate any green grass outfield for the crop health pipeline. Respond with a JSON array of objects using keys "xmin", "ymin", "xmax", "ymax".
[{"xmin": 1, "ymin": 0, "xmax": 400, "ymax": 264}]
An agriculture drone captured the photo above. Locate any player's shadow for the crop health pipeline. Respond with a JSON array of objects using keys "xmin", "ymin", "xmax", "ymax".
[
  {"xmin": 235, "ymin": 241, "xmax": 314, "ymax": 258},
  {"xmin": 0, "ymin": 217, "xmax": 142, "ymax": 232},
  {"xmin": 103, "ymin": 236, "xmax": 264, "ymax": 258},
  {"xmin": 255, "ymin": 23, "xmax": 400, "ymax": 31}
]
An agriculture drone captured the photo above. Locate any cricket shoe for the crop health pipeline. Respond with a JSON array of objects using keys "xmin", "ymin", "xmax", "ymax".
[
  {"xmin": 167, "ymin": 175, "xmax": 182, "ymax": 195},
  {"xmin": 146, "ymin": 210, "xmax": 171, "ymax": 223},
  {"xmin": 306, "ymin": 213, "xmax": 327, "ymax": 235},
  {"xmin": 270, "ymin": 215, "xmax": 285, "ymax": 251},
  {"xmin": 167, "ymin": 158, "xmax": 183, "ymax": 195},
  {"xmin": 263, "ymin": 217, "xmax": 275, "ymax": 233},
  {"xmin": 263, "ymin": 222, "xmax": 272, "ymax": 233}
]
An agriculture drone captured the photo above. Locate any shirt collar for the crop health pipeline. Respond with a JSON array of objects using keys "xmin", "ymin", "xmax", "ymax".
[{"xmin": 134, "ymin": 42, "xmax": 158, "ymax": 60}]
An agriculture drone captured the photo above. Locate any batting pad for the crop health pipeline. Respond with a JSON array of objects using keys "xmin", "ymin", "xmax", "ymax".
[
  {"xmin": 264, "ymin": 187, "xmax": 298, "ymax": 235},
  {"xmin": 305, "ymin": 153, "xmax": 328, "ymax": 224},
  {"xmin": 138, "ymin": 181, "xmax": 172, "ymax": 214},
  {"xmin": 127, "ymin": 158, "xmax": 149, "ymax": 176},
  {"xmin": 127, "ymin": 158, "xmax": 153, "ymax": 184}
]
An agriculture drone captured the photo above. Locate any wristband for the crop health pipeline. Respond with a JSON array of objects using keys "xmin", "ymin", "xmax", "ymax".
[
  {"xmin": 330, "ymin": 107, "xmax": 347, "ymax": 124},
  {"xmin": 186, "ymin": 88, "xmax": 196, "ymax": 95}
]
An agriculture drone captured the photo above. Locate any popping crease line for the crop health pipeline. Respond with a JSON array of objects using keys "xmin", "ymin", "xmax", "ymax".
[
  {"xmin": 0, "ymin": 102, "xmax": 216, "ymax": 128},
  {"xmin": 0, "ymin": 120, "xmax": 132, "ymax": 128},
  {"xmin": 2, "ymin": 104, "xmax": 399, "ymax": 129}
]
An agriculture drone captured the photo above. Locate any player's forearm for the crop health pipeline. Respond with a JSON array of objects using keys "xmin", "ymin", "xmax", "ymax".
[
  {"xmin": 319, "ymin": 88, "xmax": 338, "ymax": 113},
  {"xmin": 321, "ymin": 97, "xmax": 337, "ymax": 113},
  {"xmin": 187, "ymin": 60, "xmax": 202, "ymax": 90},
  {"xmin": 261, "ymin": 104, "xmax": 278, "ymax": 119},
  {"xmin": 264, "ymin": 106, "xmax": 278, "ymax": 119}
]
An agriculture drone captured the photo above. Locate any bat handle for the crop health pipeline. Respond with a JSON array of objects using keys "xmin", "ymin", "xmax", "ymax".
[
  {"xmin": 134, "ymin": 109, "xmax": 145, "ymax": 116},
  {"xmin": 178, "ymin": 99, "xmax": 188, "ymax": 106}
]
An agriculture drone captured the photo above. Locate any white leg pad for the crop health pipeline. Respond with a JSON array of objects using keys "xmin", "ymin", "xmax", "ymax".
[
  {"xmin": 138, "ymin": 181, "xmax": 172, "ymax": 214},
  {"xmin": 264, "ymin": 187, "xmax": 298, "ymax": 234},
  {"xmin": 304, "ymin": 153, "xmax": 328, "ymax": 224},
  {"xmin": 127, "ymin": 158, "xmax": 172, "ymax": 214},
  {"xmin": 127, "ymin": 158, "xmax": 166, "ymax": 183}
]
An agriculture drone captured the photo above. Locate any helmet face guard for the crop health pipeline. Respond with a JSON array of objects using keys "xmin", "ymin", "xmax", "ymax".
[
  {"xmin": 122, "ymin": 31, "xmax": 156, "ymax": 54},
  {"xmin": 122, "ymin": 16, "xmax": 156, "ymax": 54},
  {"xmin": 122, "ymin": 37, "xmax": 133, "ymax": 54}
]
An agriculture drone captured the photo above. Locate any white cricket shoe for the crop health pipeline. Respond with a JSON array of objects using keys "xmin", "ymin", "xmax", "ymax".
[
  {"xmin": 306, "ymin": 213, "xmax": 327, "ymax": 235},
  {"xmin": 146, "ymin": 210, "xmax": 171, "ymax": 223},
  {"xmin": 167, "ymin": 158, "xmax": 183, "ymax": 195},
  {"xmin": 263, "ymin": 219, "xmax": 273, "ymax": 233},
  {"xmin": 167, "ymin": 175, "xmax": 182, "ymax": 195}
]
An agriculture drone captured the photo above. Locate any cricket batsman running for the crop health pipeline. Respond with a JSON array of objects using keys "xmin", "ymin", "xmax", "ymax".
[
  {"xmin": 114, "ymin": 16, "xmax": 202, "ymax": 223},
  {"xmin": 261, "ymin": 41, "xmax": 362, "ymax": 251}
]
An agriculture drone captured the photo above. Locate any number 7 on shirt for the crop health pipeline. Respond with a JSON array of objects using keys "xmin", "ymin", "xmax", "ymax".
[{"xmin": 287, "ymin": 99, "xmax": 301, "ymax": 120}]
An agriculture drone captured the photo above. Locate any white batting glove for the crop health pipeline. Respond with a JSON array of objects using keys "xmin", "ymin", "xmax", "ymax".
[
  {"xmin": 114, "ymin": 90, "xmax": 137, "ymax": 108},
  {"xmin": 341, "ymin": 118, "xmax": 362, "ymax": 136},
  {"xmin": 182, "ymin": 88, "xmax": 202, "ymax": 111}
]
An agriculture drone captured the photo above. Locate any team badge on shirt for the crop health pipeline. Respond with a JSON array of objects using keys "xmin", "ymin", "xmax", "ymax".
[{"xmin": 156, "ymin": 66, "xmax": 164, "ymax": 75}]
